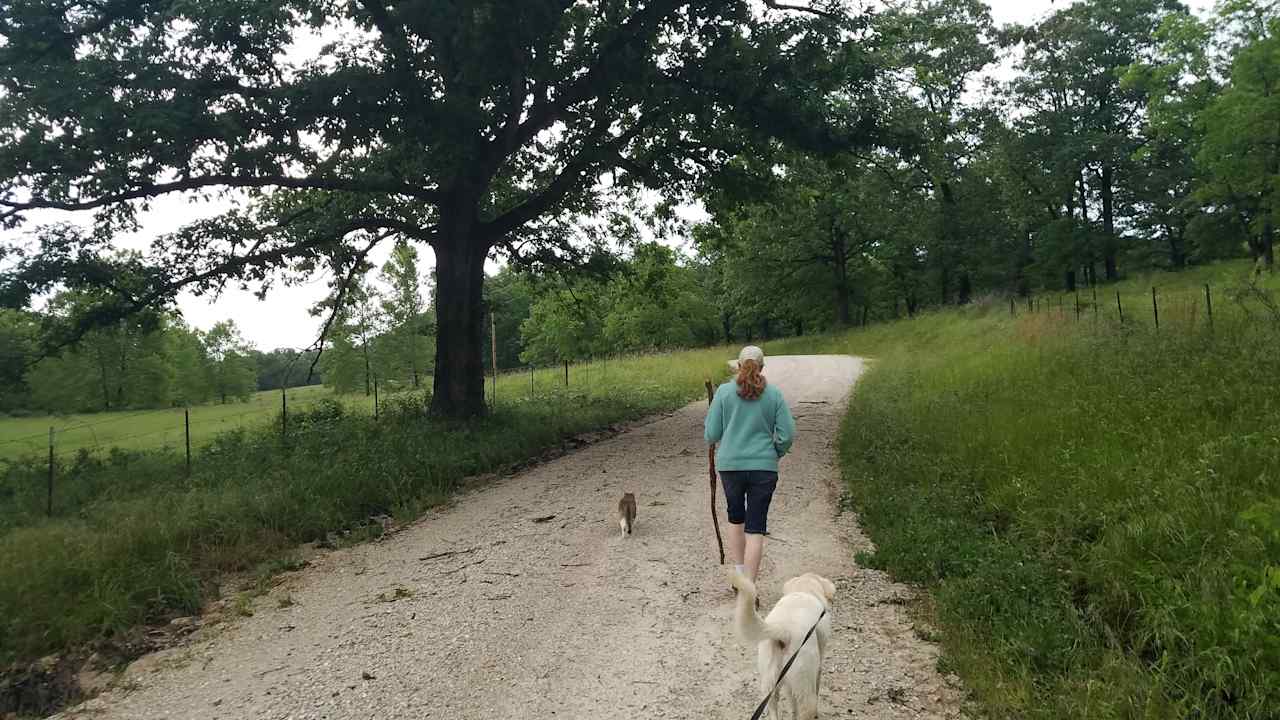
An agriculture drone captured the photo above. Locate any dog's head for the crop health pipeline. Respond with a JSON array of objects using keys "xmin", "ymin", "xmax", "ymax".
[{"xmin": 783, "ymin": 573, "xmax": 836, "ymax": 607}]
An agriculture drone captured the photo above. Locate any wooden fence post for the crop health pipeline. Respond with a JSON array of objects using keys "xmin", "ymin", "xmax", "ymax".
[
  {"xmin": 1152, "ymin": 287, "xmax": 1160, "ymax": 330},
  {"xmin": 1205, "ymin": 283, "xmax": 1213, "ymax": 332},
  {"xmin": 47, "ymin": 427, "xmax": 54, "ymax": 517},
  {"xmin": 184, "ymin": 408, "xmax": 191, "ymax": 477},
  {"xmin": 1116, "ymin": 291, "xmax": 1124, "ymax": 324}
]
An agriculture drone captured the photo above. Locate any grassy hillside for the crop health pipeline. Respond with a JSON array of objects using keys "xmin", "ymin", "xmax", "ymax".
[
  {"xmin": 776, "ymin": 260, "xmax": 1280, "ymax": 719},
  {"xmin": 0, "ymin": 349, "xmax": 728, "ymax": 675},
  {"xmin": 0, "ymin": 386, "xmax": 349, "ymax": 462}
]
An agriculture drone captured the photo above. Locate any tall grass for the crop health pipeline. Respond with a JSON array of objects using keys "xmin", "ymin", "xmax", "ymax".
[
  {"xmin": 0, "ymin": 348, "xmax": 730, "ymax": 667},
  {"xmin": 778, "ymin": 261, "xmax": 1280, "ymax": 719}
]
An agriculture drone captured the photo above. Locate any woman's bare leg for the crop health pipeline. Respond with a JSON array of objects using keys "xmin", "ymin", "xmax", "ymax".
[
  {"xmin": 744, "ymin": 533, "xmax": 765, "ymax": 581},
  {"xmin": 726, "ymin": 522, "xmax": 746, "ymax": 567}
]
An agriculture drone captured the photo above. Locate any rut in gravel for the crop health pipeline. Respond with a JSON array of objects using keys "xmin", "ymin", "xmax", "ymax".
[{"xmin": 57, "ymin": 355, "xmax": 964, "ymax": 720}]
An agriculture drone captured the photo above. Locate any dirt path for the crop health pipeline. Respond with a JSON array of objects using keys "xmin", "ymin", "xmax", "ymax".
[{"xmin": 57, "ymin": 355, "xmax": 963, "ymax": 720}]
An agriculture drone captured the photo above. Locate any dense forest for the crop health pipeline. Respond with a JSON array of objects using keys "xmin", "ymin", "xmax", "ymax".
[{"xmin": 2, "ymin": 0, "xmax": 1277, "ymax": 416}]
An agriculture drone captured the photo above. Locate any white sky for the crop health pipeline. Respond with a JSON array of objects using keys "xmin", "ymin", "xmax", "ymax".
[{"xmin": 4, "ymin": 0, "xmax": 1213, "ymax": 350}]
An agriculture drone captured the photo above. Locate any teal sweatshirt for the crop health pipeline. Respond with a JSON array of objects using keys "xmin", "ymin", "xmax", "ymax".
[{"xmin": 704, "ymin": 380, "xmax": 797, "ymax": 472}]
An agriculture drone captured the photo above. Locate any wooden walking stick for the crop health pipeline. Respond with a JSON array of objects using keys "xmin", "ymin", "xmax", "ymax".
[{"xmin": 706, "ymin": 380, "xmax": 725, "ymax": 565}]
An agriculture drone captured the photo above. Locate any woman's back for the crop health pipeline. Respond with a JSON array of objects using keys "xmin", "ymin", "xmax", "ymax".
[{"xmin": 704, "ymin": 380, "xmax": 795, "ymax": 472}]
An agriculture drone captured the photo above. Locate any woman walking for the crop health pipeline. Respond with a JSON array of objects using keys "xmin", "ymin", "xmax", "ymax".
[{"xmin": 704, "ymin": 345, "xmax": 796, "ymax": 583}]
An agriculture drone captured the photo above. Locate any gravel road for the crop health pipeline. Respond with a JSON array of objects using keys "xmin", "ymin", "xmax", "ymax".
[{"xmin": 57, "ymin": 355, "xmax": 963, "ymax": 720}]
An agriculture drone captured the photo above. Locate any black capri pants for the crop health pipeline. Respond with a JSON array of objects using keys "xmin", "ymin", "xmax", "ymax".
[{"xmin": 719, "ymin": 470, "xmax": 779, "ymax": 535}]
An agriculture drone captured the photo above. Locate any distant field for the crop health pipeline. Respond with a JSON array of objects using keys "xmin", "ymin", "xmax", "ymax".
[
  {"xmin": 0, "ymin": 356, "xmax": 653, "ymax": 462},
  {"xmin": 0, "ymin": 385, "xmax": 375, "ymax": 462}
]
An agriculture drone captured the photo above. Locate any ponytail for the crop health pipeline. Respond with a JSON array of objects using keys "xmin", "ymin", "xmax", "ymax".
[{"xmin": 736, "ymin": 359, "xmax": 766, "ymax": 400}]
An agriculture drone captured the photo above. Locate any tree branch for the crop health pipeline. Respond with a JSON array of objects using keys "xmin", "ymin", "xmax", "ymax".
[
  {"xmin": 300, "ymin": 233, "xmax": 389, "ymax": 384},
  {"xmin": 20, "ymin": 218, "xmax": 427, "ymax": 368},
  {"xmin": 1, "ymin": 175, "xmax": 439, "ymax": 218},
  {"xmin": 480, "ymin": 0, "xmax": 689, "ymax": 175},
  {"xmin": 762, "ymin": 1, "xmax": 846, "ymax": 23}
]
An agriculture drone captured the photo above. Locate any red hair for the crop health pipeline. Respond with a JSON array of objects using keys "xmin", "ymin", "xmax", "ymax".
[{"xmin": 736, "ymin": 359, "xmax": 766, "ymax": 400}]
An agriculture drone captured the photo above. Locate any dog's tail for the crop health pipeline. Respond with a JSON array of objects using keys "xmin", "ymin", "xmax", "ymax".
[{"xmin": 728, "ymin": 570, "xmax": 788, "ymax": 645}]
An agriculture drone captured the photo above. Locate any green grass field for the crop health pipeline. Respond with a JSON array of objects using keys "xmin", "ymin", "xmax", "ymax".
[
  {"xmin": 0, "ymin": 356, "xmax": 654, "ymax": 463},
  {"xmin": 775, "ymin": 259, "xmax": 1280, "ymax": 719},
  {"xmin": 0, "ymin": 347, "xmax": 731, "ymax": 683},
  {"xmin": 0, "ymin": 385, "xmax": 371, "ymax": 462}
]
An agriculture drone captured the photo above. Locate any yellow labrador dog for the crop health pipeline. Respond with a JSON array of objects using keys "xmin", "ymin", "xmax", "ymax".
[{"xmin": 729, "ymin": 571, "xmax": 836, "ymax": 720}]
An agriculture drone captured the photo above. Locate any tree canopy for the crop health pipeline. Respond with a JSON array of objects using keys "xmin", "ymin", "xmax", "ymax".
[{"xmin": 0, "ymin": 0, "xmax": 880, "ymax": 418}]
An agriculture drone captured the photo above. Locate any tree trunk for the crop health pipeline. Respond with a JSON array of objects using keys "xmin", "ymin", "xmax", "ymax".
[
  {"xmin": 1101, "ymin": 165, "xmax": 1118, "ymax": 281},
  {"xmin": 1065, "ymin": 270, "xmax": 1076, "ymax": 293},
  {"xmin": 1167, "ymin": 224, "xmax": 1187, "ymax": 269},
  {"xmin": 98, "ymin": 353, "xmax": 111, "ymax": 411},
  {"xmin": 1264, "ymin": 218, "xmax": 1276, "ymax": 270},
  {"xmin": 721, "ymin": 312, "xmax": 734, "ymax": 344},
  {"xmin": 361, "ymin": 340, "xmax": 371, "ymax": 396},
  {"xmin": 832, "ymin": 225, "xmax": 852, "ymax": 325},
  {"xmin": 116, "ymin": 335, "xmax": 127, "ymax": 407},
  {"xmin": 835, "ymin": 280, "xmax": 852, "ymax": 326},
  {"xmin": 958, "ymin": 273, "xmax": 972, "ymax": 305},
  {"xmin": 429, "ymin": 222, "xmax": 490, "ymax": 419}
]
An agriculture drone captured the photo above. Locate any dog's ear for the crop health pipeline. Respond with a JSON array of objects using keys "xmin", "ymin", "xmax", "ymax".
[{"xmin": 820, "ymin": 576, "xmax": 836, "ymax": 601}]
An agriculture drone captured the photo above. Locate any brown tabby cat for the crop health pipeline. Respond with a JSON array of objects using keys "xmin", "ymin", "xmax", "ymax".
[{"xmin": 617, "ymin": 492, "xmax": 637, "ymax": 537}]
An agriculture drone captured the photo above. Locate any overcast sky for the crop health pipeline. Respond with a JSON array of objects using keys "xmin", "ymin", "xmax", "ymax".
[{"xmin": 8, "ymin": 0, "xmax": 1213, "ymax": 350}]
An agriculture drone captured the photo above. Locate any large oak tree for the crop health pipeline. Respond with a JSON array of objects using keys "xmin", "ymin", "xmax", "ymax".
[{"xmin": 0, "ymin": 0, "xmax": 876, "ymax": 417}]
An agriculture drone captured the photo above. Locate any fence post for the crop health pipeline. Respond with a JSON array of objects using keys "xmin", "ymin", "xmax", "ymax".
[
  {"xmin": 564, "ymin": 360, "xmax": 569, "ymax": 387},
  {"xmin": 281, "ymin": 386, "xmax": 287, "ymax": 446},
  {"xmin": 1116, "ymin": 291, "xmax": 1124, "ymax": 324},
  {"xmin": 1205, "ymin": 283, "xmax": 1213, "ymax": 332},
  {"xmin": 1152, "ymin": 287, "xmax": 1160, "ymax": 330},
  {"xmin": 1093, "ymin": 284, "xmax": 1099, "ymax": 321},
  {"xmin": 47, "ymin": 427, "xmax": 54, "ymax": 517},
  {"xmin": 1075, "ymin": 292, "xmax": 1081, "ymax": 321},
  {"xmin": 374, "ymin": 378, "xmax": 379, "ymax": 420},
  {"xmin": 184, "ymin": 408, "xmax": 191, "ymax": 477}
]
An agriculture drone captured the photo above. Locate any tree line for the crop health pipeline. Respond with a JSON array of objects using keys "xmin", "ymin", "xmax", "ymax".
[
  {"xmin": 0, "ymin": 302, "xmax": 261, "ymax": 415},
  {"xmin": 695, "ymin": 0, "xmax": 1277, "ymax": 334},
  {"xmin": 1, "ymin": 1, "xmax": 1276, "ymax": 417}
]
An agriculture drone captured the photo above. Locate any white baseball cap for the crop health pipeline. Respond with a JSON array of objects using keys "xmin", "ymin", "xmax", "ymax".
[{"xmin": 728, "ymin": 345, "xmax": 765, "ymax": 370}]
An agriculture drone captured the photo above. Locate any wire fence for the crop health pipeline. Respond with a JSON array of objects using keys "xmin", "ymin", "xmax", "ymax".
[
  {"xmin": 1, "ymin": 350, "xmax": 646, "ymax": 519},
  {"xmin": 1007, "ymin": 281, "xmax": 1248, "ymax": 335}
]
